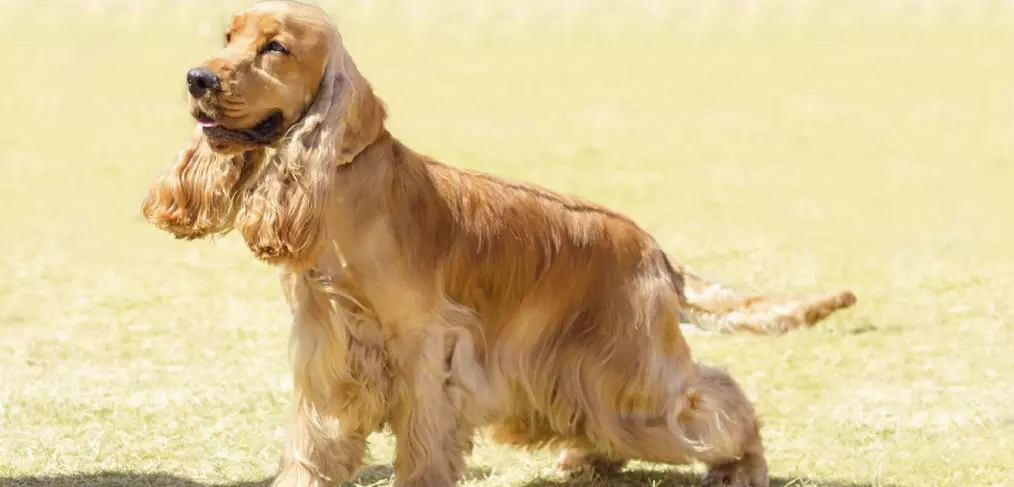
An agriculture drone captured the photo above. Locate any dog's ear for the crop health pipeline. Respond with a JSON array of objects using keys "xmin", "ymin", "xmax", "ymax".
[
  {"xmin": 296, "ymin": 34, "xmax": 387, "ymax": 165},
  {"xmin": 142, "ymin": 128, "xmax": 264, "ymax": 239},
  {"xmin": 329, "ymin": 46, "xmax": 388, "ymax": 164},
  {"xmin": 236, "ymin": 30, "xmax": 386, "ymax": 267}
]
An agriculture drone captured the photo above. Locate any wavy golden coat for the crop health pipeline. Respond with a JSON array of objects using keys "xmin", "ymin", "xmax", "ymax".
[{"xmin": 142, "ymin": 2, "xmax": 856, "ymax": 487}]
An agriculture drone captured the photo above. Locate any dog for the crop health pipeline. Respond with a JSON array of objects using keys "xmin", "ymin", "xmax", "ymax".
[{"xmin": 141, "ymin": 2, "xmax": 856, "ymax": 486}]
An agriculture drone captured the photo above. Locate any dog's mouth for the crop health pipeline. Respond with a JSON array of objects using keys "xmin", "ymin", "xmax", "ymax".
[{"xmin": 194, "ymin": 110, "xmax": 284, "ymax": 146}]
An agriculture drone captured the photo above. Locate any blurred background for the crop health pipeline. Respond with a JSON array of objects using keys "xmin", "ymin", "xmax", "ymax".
[{"xmin": 1, "ymin": 1, "xmax": 1012, "ymax": 486}]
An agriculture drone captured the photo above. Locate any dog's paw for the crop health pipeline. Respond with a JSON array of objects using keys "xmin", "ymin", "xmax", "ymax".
[
  {"xmin": 701, "ymin": 453, "xmax": 768, "ymax": 487},
  {"xmin": 553, "ymin": 448, "xmax": 626, "ymax": 478}
]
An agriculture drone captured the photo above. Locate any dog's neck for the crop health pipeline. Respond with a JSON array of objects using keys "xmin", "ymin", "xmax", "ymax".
[
  {"xmin": 295, "ymin": 128, "xmax": 398, "ymax": 275},
  {"xmin": 341, "ymin": 128, "xmax": 392, "ymax": 167}
]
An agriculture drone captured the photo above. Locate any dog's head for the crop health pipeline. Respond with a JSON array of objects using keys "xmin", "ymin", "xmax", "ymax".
[
  {"xmin": 143, "ymin": 0, "xmax": 386, "ymax": 266},
  {"xmin": 185, "ymin": 1, "xmax": 335, "ymax": 154}
]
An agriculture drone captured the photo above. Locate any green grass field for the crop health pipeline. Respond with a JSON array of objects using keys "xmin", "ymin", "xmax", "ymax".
[{"xmin": 2, "ymin": 1, "xmax": 1013, "ymax": 486}]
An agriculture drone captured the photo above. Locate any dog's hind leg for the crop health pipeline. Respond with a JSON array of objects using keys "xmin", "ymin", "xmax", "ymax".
[
  {"xmin": 609, "ymin": 363, "xmax": 769, "ymax": 487},
  {"xmin": 681, "ymin": 365, "xmax": 768, "ymax": 487}
]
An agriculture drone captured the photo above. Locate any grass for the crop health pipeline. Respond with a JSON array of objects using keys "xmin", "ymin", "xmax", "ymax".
[{"xmin": 2, "ymin": 1, "xmax": 1013, "ymax": 486}]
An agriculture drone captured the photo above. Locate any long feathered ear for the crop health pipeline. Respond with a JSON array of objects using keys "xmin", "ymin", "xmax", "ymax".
[
  {"xmin": 235, "ymin": 29, "xmax": 386, "ymax": 267},
  {"xmin": 142, "ymin": 127, "xmax": 265, "ymax": 239},
  {"xmin": 329, "ymin": 46, "xmax": 388, "ymax": 164}
]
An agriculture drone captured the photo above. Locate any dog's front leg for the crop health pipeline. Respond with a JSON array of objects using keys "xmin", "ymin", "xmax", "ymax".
[
  {"xmin": 274, "ymin": 395, "xmax": 374, "ymax": 487},
  {"xmin": 386, "ymin": 304, "xmax": 489, "ymax": 487},
  {"xmin": 273, "ymin": 271, "xmax": 390, "ymax": 487}
]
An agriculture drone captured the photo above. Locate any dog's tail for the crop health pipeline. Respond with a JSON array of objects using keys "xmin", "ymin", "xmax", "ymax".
[{"xmin": 666, "ymin": 257, "xmax": 857, "ymax": 335}]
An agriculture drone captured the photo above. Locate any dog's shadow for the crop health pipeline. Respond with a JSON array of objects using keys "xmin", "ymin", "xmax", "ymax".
[
  {"xmin": 517, "ymin": 469, "xmax": 894, "ymax": 487},
  {"xmin": 0, "ymin": 467, "xmax": 896, "ymax": 487}
]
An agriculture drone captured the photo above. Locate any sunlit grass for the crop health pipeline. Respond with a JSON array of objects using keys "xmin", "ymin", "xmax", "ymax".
[{"xmin": 2, "ymin": 2, "xmax": 1013, "ymax": 487}]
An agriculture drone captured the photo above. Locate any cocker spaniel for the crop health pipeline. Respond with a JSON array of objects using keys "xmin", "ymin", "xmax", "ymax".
[{"xmin": 141, "ymin": 2, "xmax": 857, "ymax": 487}]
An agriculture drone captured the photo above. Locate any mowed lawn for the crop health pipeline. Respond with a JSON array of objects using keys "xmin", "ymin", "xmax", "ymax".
[{"xmin": 2, "ymin": 1, "xmax": 1013, "ymax": 486}]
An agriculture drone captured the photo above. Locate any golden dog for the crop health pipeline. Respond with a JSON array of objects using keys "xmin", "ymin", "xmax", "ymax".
[{"xmin": 142, "ymin": 2, "xmax": 856, "ymax": 486}]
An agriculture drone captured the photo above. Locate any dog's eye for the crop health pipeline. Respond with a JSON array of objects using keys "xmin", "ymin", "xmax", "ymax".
[{"xmin": 262, "ymin": 41, "xmax": 288, "ymax": 54}]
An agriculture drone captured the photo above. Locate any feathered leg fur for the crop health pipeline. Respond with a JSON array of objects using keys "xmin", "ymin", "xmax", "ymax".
[
  {"xmin": 273, "ymin": 270, "xmax": 390, "ymax": 487},
  {"xmin": 383, "ymin": 298, "xmax": 492, "ymax": 487},
  {"xmin": 545, "ymin": 365, "xmax": 768, "ymax": 487}
]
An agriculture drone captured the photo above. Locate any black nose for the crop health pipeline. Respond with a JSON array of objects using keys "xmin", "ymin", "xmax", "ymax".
[{"xmin": 186, "ymin": 68, "xmax": 220, "ymax": 98}]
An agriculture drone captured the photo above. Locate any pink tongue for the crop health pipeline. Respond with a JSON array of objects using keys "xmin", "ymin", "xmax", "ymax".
[{"xmin": 198, "ymin": 120, "xmax": 219, "ymax": 128}]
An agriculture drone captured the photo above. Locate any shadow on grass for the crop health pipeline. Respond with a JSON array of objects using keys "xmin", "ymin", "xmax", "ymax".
[
  {"xmin": 0, "ymin": 472, "xmax": 272, "ymax": 487},
  {"xmin": 0, "ymin": 466, "xmax": 894, "ymax": 487},
  {"xmin": 0, "ymin": 465, "xmax": 490, "ymax": 487},
  {"xmin": 520, "ymin": 469, "xmax": 897, "ymax": 487}
]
